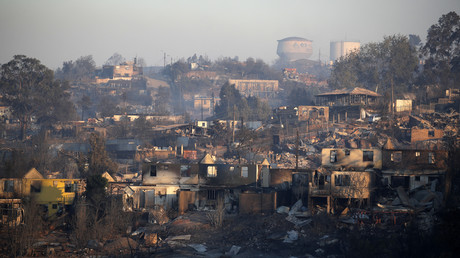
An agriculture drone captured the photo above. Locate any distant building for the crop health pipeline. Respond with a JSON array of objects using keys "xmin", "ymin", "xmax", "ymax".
[
  {"xmin": 298, "ymin": 106, "xmax": 329, "ymax": 123},
  {"xmin": 95, "ymin": 60, "xmax": 143, "ymax": 84},
  {"xmin": 228, "ymin": 79, "xmax": 279, "ymax": 99},
  {"xmin": 315, "ymin": 87, "xmax": 381, "ymax": 107},
  {"xmin": 193, "ymin": 95, "xmax": 218, "ymax": 116},
  {"xmin": 315, "ymin": 87, "xmax": 382, "ymax": 121},
  {"xmin": 330, "ymin": 41, "xmax": 360, "ymax": 61}
]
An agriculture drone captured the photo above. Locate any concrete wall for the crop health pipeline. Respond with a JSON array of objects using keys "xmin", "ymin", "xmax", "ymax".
[
  {"xmin": 269, "ymin": 169, "xmax": 292, "ymax": 187},
  {"xmin": 124, "ymin": 185, "xmax": 179, "ymax": 211},
  {"xmin": 298, "ymin": 106, "xmax": 329, "ymax": 122},
  {"xmin": 142, "ymin": 163, "xmax": 200, "ymax": 185},
  {"xmin": 382, "ymin": 150, "xmax": 448, "ymax": 170},
  {"xmin": 239, "ymin": 192, "xmax": 277, "ymax": 214},
  {"xmin": 200, "ymin": 164, "xmax": 258, "ymax": 187},
  {"xmin": 228, "ymin": 79, "xmax": 279, "ymax": 98},
  {"xmin": 396, "ymin": 99, "xmax": 412, "ymax": 113},
  {"xmin": 321, "ymin": 148, "xmax": 382, "ymax": 170},
  {"xmin": 331, "ymin": 171, "xmax": 372, "ymax": 199},
  {"xmin": 410, "ymin": 128, "xmax": 443, "ymax": 142}
]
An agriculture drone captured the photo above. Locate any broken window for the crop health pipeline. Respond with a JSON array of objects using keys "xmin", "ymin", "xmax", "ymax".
[
  {"xmin": 319, "ymin": 108, "xmax": 324, "ymax": 116},
  {"xmin": 4, "ymin": 180, "xmax": 14, "ymax": 192},
  {"xmin": 428, "ymin": 152, "xmax": 435, "ymax": 164},
  {"xmin": 30, "ymin": 181, "xmax": 41, "ymax": 193},
  {"xmin": 428, "ymin": 130, "xmax": 435, "ymax": 137},
  {"xmin": 344, "ymin": 149, "xmax": 350, "ymax": 156},
  {"xmin": 65, "ymin": 182, "xmax": 73, "ymax": 192},
  {"xmin": 207, "ymin": 166, "xmax": 217, "ymax": 177},
  {"xmin": 330, "ymin": 150, "xmax": 337, "ymax": 163},
  {"xmin": 363, "ymin": 151, "xmax": 374, "ymax": 161},
  {"xmin": 241, "ymin": 166, "xmax": 248, "ymax": 178},
  {"xmin": 180, "ymin": 165, "xmax": 191, "ymax": 177},
  {"xmin": 428, "ymin": 176, "xmax": 437, "ymax": 182},
  {"xmin": 150, "ymin": 165, "xmax": 157, "ymax": 177},
  {"xmin": 335, "ymin": 174, "xmax": 351, "ymax": 186},
  {"xmin": 415, "ymin": 176, "xmax": 421, "ymax": 181},
  {"xmin": 391, "ymin": 151, "xmax": 402, "ymax": 162},
  {"xmin": 207, "ymin": 190, "xmax": 216, "ymax": 200}
]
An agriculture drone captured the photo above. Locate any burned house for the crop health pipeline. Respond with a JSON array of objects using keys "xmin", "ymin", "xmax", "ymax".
[
  {"xmin": 0, "ymin": 168, "xmax": 83, "ymax": 223},
  {"xmin": 298, "ymin": 105, "xmax": 330, "ymax": 131},
  {"xmin": 179, "ymin": 154, "xmax": 266, "ymax": 214},
  {"xmin": 124, "ymin": 153, "xmax": 281, "ymax": 215},
  {"xmin": 309, "ymin": 148, "xmax": 382, "ymax": 213},
  {"xmin": 123, "ymin": 162, "xmax": 200, "ymax": 211},
  {"xmin": 298, "ymin": 106, "xmax": 329, "ymax": 123},
  {"xmin": 410, "ymin": 128, "xmax": 444, "ymax": 143},
  {"xmin": 381, "ymin": 149, "xmax": 448, "ymax": 191},
  {"xmin": 105, "ymin": 139, "xmax": 142, "ymax": 164},
  {"xmin": 315, "ymin": 87, "xmax": 382, "ymax": 121}
]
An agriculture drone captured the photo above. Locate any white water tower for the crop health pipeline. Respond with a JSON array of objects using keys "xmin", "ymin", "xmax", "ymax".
[{"xmin": 330, "ymin": 41, "xmax": 360, "ymax": 61}]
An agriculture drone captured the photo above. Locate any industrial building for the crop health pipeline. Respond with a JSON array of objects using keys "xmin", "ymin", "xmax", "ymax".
[{"xmin": 330, "ymin": 41, "xmax": 360, "ymax": 61}]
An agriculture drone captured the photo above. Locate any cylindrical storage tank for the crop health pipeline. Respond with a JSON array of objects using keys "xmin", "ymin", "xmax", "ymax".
[
  {"xmin": 330, "ymin": 41, "xmax": 360, "ymax": 61},
  {"xmin": 277, "ymin": 37, "xmax": 313, "ymax": 62}
]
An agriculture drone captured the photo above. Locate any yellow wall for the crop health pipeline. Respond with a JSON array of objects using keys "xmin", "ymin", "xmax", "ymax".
[
  {"xmin": 321, "ymin": 148, "xmax": 382, "ymax": 170},
  {"xmin": 331, "ymin": 171, "xmax": 372, "ymax": 199},
  {"xmin": 1, "ymin": 178, "xmax": 82, "ymax": 216}
]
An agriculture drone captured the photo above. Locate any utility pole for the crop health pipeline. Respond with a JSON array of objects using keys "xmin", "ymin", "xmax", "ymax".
[
  {"xmin": 391, "ymin": 78, "xmax": 394, "ymax": 117},
  {"xmin": 232, "ymin": 104, "xmax": 236, "ymax": 144},
  {"xmin": 163, "ymin": 52, "xmax": 166, "ymax": 68},
  {"xmin": 295, "ymin": 130, "xmax": 299, "ymax": 172},
  {"xmin": 211, "ymin": 92, "xmax": 215, "ymax": 116},
  {"xmin": 201, "ymin": 98, "xmax": 204, "ymax": 120}
]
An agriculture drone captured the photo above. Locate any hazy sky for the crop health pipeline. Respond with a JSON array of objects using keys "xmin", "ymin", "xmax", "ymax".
[{"xmin": 1, "ymin": 0, "xmax": 459, "ymax": 69}]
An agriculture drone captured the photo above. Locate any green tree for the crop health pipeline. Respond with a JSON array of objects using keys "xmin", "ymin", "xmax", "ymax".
[
  {"xmin": 420, "ymin": 11, "xmax": 460, "ymax": 89},
  {"xmin": 286, "ymin": 85, "xmax": 316, "ymax": 106},
  {"xmin": 409, "ymin": 34, "xmax": 422, "ymax": 49},
  {"xmin": 215, "ymin": 82, "xmax": 272, "ymax": 121},
  {"xmin": 87, "ymin": 133, "xmax": 117, "ymax": 176},
  {"xmin": 215, "ymin": 82, "xmax": 243, "ymax": 119},
  {"xmin": 247, "ymin": 96, "xmax": 271, "ymax": 121},
  {"xmin": 97, "ymin": 96, "xmax": 118, "ymax": 118},
  {"xmin": 0, "ymin": 55, "xmax": 76, "ymax": 139},
  {"xmin": 133, "ymin": 115, "xmax": 152, "ymax": 137},
  {"xmin": 56, "ymin": 55, "xmax": 96, "ymax": 82},
  {"xmin": 154, "ymin": 86, "xmax": 171, "ymax": 115},
  {"xmin": 162, "ymin": 61, "xmax": 189, "ymax": 82},
  {"xmin": 329, "ymin": 35, "xmax": 419, "ymax": 95},
  {"xmin": 77, "ymin": 94, "xmax": 92, "ymax": 120},
  {"xmin": 85, "ymin": 174, "xmax": 108, "ymax": 204}
]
